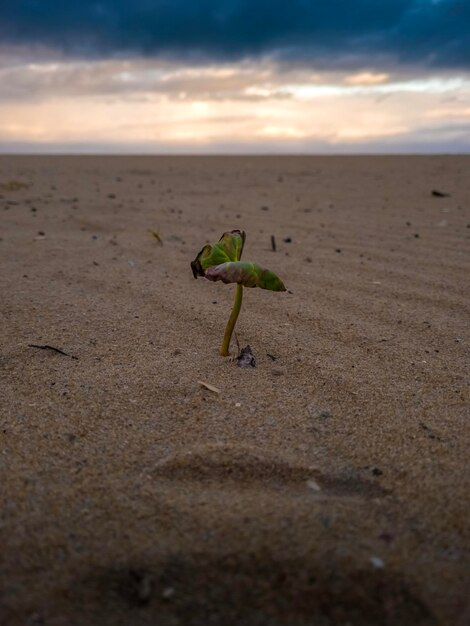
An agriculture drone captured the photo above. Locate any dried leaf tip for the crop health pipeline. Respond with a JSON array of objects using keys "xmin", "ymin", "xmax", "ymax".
[{"xmin": 191, "ymin": 230, "xmax": 246, "ymax": 279}]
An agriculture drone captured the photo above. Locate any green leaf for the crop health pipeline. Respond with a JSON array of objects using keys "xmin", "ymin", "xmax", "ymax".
[
  {"xmin": 205, "ymin": 261, "xmax": 286, "ymax": 291},
  {"xmin": 191, "ymin": 230, "xmax": 245, "ymax": 278}
]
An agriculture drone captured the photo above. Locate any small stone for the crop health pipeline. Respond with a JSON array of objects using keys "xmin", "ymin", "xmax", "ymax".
[
  {"xmin": 162, "ymin": 587, "xmax": 175, "ymax": 600},
  {"xmin": 307, "ymin": 478, "xmax": 321, "ymax": 492},
  {"xmin": 370, "ymin": 556, "xmax": 385, "ymax": 569},
  {"xmin": 237, "ymin": 345, "xmax": 256, "ymax": 368},
  {"xmin": 307, "ymin": 405, "xmax": 331, "ymax": 420},
  {"xmin": 272, "ymin": 368, "xmax": 285, "ymax": 376}
]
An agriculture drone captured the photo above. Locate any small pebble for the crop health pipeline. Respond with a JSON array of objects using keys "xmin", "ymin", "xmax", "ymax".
[
  {"xmin": 308, "ymin": 406, "xmax": 331, "ymax": 419},
  {"xmin": 162, "ymin": 587, "xmax": 175, "ymax": 600},
  {"xmin": 307, "ymin": 478, "xmax": 321, "ymax": 492}
]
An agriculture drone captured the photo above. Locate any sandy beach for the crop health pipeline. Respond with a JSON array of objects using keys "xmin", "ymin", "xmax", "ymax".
[{"xmin": 0, "ymin": 155, "xmax": 469, "ymax": 625}]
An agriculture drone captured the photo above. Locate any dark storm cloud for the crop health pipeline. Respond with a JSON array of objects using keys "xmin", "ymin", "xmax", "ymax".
[{"xmin": 0, "ymin": 0, "xmax": 469, "ymax": 69}]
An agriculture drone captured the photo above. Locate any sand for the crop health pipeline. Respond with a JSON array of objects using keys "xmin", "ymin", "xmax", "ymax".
[{"xmin": 0, "ymin": 155, "xmax": 469, "ymax": 625}]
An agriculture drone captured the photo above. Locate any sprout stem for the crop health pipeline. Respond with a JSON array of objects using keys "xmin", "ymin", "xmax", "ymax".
[{"xmin": 220, "ymin": 283, "xmax": 243, "ymax": 356}]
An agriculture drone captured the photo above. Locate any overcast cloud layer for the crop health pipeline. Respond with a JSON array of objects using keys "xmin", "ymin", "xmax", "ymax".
[
  {"xmin": 0, "ymin": 1, "xmax": 469, "ymax": 152},
  {"xmin": 1, "ymin": 0, "xmax": 469, "ymax": 69}
]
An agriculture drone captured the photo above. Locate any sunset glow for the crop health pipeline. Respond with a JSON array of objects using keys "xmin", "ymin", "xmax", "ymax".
[{"xmin": 1, "ymin": 1, "xmax": 469, "ymax": 152}]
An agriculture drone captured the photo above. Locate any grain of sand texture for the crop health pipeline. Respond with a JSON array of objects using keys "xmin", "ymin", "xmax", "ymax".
[{"xmin": 0, "ymin": 155, "xmax": 469, "ymax": 626}]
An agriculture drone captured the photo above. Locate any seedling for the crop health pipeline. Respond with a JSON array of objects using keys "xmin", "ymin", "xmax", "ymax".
[{"xmin": 191, "ymin": 230, "xmax": 286, "ymax": 356}]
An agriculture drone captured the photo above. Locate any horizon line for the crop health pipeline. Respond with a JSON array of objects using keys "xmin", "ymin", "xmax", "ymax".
[{"xmin": 1, "ymin": 151, "xmax": 469, "ymax": 157}]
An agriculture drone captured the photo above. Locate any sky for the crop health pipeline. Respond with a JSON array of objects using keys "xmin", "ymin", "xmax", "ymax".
[{"xmin": 0, "ymin": 0, "xmax": 469, "ymax": 153}]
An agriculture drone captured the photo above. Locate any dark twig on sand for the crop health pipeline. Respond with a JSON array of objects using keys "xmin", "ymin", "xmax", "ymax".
[
  {"xmin": 271, "ymin": 235, "xmax": 276, "ymax": 252},
  {"xmin": 28, "ymin": 344, "xmax": 78, "ymax": 360}
]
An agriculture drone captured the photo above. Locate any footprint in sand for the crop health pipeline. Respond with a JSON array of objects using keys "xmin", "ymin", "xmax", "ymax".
[{"xmin": 152, "ymin": 443, "xmax": 387, "ymax": 499}]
